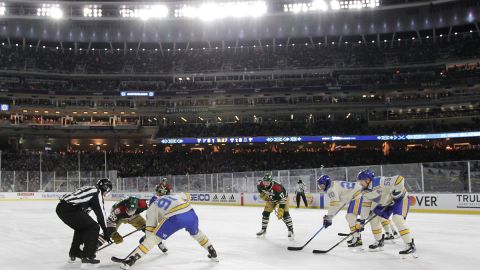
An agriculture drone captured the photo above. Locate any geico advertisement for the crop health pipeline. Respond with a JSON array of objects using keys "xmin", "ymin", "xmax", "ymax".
[{"xmin": 188, "ymin": 193, "xmax": 240, "ymax": 204}]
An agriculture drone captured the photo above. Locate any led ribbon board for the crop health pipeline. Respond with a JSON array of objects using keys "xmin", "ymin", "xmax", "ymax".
[
  {"xmin": 120, "ymin": 91, "xmax": 154, "ymax": 97},
  {"xmin": 156, "ymin": 131, "xmax": 480, "ymax": 144}
]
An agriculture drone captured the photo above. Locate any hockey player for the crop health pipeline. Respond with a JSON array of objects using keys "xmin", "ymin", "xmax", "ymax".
[
  {"xmin": 56, "ymin": 178, "xmax": 112, "ymax": 266},
  {"xmin": 117, "ymin": 185, "xmax": 218, "ymax": 269},
  {"xmin": 256, "ymin": 173, "xmax": 294, "ymax": 239},
  {"xmin": 317, "ymin": 175, "xmax": 364, "ymax": 247},
  {"xmin": 104, "ymin": 196, "xmax": 169, "ymax": 252},
  {"xmin": 355, "ymin": 169, "xmax": 416, "ymax": 255},
  {"xmin": 381, "ymin": 217, "xmax": 399, "ymax": 240}
]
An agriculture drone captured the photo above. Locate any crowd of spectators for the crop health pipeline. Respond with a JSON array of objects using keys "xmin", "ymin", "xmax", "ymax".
[
  {"xmin": 0, "ymin": 147, "xmax": 479, "ymax": 182},
  {"xmin": 0, "ymin": 35, "xmax": 478, "ymax": 75}
]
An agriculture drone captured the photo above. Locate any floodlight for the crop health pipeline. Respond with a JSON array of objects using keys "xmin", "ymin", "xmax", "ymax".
[
  {"xmin": 330, "ymin": 0, "xmax": 340, "ymax": 10},
  {"xmin": 0, "ymin": 3, "xmax": 5, "ymax": 16},
  {"xmin": 176, "ymin": 1, "xmax": 266, "ymax": 20},
  {"xmin": 37, "ymin": 4, "xmax": 63, "ymax": 19},
  {"xmin": 120, "ymin": 5, "xmax": 168, "ymax": 20},
  {"xmin": 84, "ymin": 5, "xmax": 102, "ymax": 18}
]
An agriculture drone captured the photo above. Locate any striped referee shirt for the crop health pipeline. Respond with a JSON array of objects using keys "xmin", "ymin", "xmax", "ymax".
[
  {"xmin": 61, "ymin": 186, "xmax": 108, "ymax": 232},
  {"xmin": 295, "ymin": 182, "xmax": 306, "ymax": 193}
]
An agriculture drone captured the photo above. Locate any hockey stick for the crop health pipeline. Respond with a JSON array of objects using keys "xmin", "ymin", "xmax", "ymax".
[
  {"xmin": 97, "ymin": 226, "xmax": 145, "ymax": 252},
  {"xmin": 112, "ymin": 246, "xmax": 138, "ymax": 263},
  {"xmin": 287, "ymin": 226, "xmax": 325, "ymax": 251},
  {"xmin": 337, "ymin": 233, "xmax": 350, "ymax": 237},
  {"xmin": 312, "ymin": 205, "xmax": 389, "ymax": 254},
  {"xmin": 287, "ymin": 200, "xmax": 351, "ymax": 251}
]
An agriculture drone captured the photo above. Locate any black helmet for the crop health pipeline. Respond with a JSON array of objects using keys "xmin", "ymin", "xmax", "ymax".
[{"xmin": 96, "ymin": 178, "xmax": 112, "ymax": 194}]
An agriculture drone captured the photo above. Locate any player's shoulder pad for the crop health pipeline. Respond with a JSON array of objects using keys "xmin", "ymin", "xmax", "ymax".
[
  {"xmin": 178, "ymin": 192, "xmax": 191, "ymax": 203},
  {"xmin": 272, "ymin": 183, "xmax": 283, "ymax": 192},
  {"xmin": 115, "ymin": 205, "xmax": 127, "ymax": 214},
  {"xmin": 371, "ymin": 177, "xmax": 381, "ymax": 188},
  {"xmin": 138, "ymin": 199, "xmax": 148, "ymax": 209},
  {"xmin": 149, "ymin": 195, "xmax": 159, "ymax": 206}
]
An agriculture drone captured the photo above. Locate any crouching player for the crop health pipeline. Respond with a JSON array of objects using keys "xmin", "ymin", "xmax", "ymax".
[
  {"xmin": 256, "ymin": 173, "xmax": 294, "ymax": 239},
  {"xmin": 102, "ymin": 196, "xmax": 169, "ymax": 252},
  {"xmin": 117, "ymin": 186, "xmax": 218, "ymax": 269},
  {"xmin": 356, "ymin": 170, "xmax": 416, "ymax": 256},
  {"xmin": 317, "ymin": 175, "xmax": 364, "ymax": 247}
]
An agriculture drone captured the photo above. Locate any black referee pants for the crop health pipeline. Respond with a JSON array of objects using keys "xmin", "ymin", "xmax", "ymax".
[
  {"xmin": 296, "ymin": 192, "xmax": 308, "ymax": 207},
  {"xmin": 56, "ymin": 200, "xmax": 100, "ymax": 258}
]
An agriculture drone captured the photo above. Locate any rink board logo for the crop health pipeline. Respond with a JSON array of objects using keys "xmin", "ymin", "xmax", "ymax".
[
  {"xmin": 112, "ymin": 193, "xmax": 127, "ymax": 199},
  {"xmin": 17, "ymin": 192, "xmax": 34, "ymax": 198},
  {"xmin": 456, "ymin": 194, "xmax": 480, "ymax": 209},
  {"xmin": 414, "ymin": 195, "xmax": 438, "ymax": 207},
  {"xmin": 190, "ymin": 194, "xmax": 211, "ymax": 202},
  {"xmin": 212, "ymin": 194, "xmax": 236, "ymax": 203},
  {"xmin": 41, "ymin": 193, "xmax": 64, "ymax": 199}
]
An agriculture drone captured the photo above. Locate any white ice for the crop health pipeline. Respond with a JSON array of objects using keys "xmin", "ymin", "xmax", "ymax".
[{"xmin": 1, "ymin": 201, "xmax": 479, "ymax": 270}]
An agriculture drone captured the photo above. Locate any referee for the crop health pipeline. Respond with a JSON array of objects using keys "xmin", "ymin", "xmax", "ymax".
[
  {"xmin": 295, "ymin": 179, "xmax": 308, "ymax": 208},
  {"xmin": 56, "ymin": 178, "xmax": 113, "ymax": 265}
]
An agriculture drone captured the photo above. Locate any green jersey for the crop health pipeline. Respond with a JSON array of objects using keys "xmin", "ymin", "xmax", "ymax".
[{"xmin": 257, "ymin": 180, "xmax": 288, "ymax": 207}]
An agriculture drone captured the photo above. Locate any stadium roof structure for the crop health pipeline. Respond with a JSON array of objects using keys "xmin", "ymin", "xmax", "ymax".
[{"xmin": 0, "ymin": 0, "xmax": 477, "ymax": 43}]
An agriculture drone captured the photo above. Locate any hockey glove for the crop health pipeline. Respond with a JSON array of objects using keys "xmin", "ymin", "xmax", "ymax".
[
  {"xmin": 354, "ymin": 219, "xmax": 365, "ymax": 232},
  {"xmin": 392, "ymin": 189, "xmax": 404, "ymax": 200},
  {"xmin": 104, "ymin": 227, "xmax": 114, "ymax": 242},
  {"xmin": 111, "ymin": 231, "xmax": 124, "ymax": 244},
  {"xmin": 260, "ymin": 193, "xmax": 269, "ymax": 201},
  {"xmin": 323, "ymin": 215, "xmax": 333, "ymax": 228},
  {"xmin": 276, "ymin": 207, "xmax": 285, "ymax": 219}
]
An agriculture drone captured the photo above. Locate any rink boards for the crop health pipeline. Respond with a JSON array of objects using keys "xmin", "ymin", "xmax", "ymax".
[{"xmin": 1, "ymin": 191, "xmax": 479, "ymax": 214}]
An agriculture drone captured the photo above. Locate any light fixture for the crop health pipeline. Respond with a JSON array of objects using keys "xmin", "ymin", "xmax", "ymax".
[
  {"xmin": 119, "ymin": 5, "xmax": 168, "ymax": 20},
  {"xmin": 83, "ymin": 5, "xmax": 102, "ymax": 17},
  {"xmin": 37, "ymin": 3, "xmax": 63, "ymax": 19},
  {"xmin": 175, "ymin": 1, "xmax": 267, "ymax": 20},
  {"xmin": 0, "ymin": 3, "xmax": 5, "ymax": 16}
]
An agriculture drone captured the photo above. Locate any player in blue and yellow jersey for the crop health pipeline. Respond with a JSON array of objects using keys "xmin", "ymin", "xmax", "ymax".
[
  {"xmin": 317, "ymin": 175, "xmax": 364, "ymax": 247},
  {"xmin": 356, "ymin": 170, "xmax": 416, "ymax": 256},
  {"xmin": 117, "ymin": 184, "xmax": 218, "ymax": 269}
]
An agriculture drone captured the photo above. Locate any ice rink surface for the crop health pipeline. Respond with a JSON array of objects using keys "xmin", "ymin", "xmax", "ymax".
[{"xmin": 1, "ymin": 201, "xmax": 479, "ymax": 270}]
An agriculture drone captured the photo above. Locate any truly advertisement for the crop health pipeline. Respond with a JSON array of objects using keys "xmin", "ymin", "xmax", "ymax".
[{"xmin": 456, "ymin": 194, "xmax": 480, "ymax": 209}]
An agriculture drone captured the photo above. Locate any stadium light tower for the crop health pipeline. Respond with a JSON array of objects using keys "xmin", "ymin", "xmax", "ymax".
[
  {"xmin": 330, "ymin": 0, "xmax": 340, "ymax": 10},
  {"xmin": 0, "ymin": 3, "xmax": 5, "ymax": 16},
  {"xmin": 119, "ymin": 5, "xmax": 169, "ymax": 20},
  {"xmin": 37, "ymin": 3, "xmax": 63, "ymax": 19},
  {"xmin": 83, "ymin": 5, "xmax": 102, "ymax": 18},
  {"xmin": 175, "ymin": 1, "xmax": 266, "ymax": 21}
]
